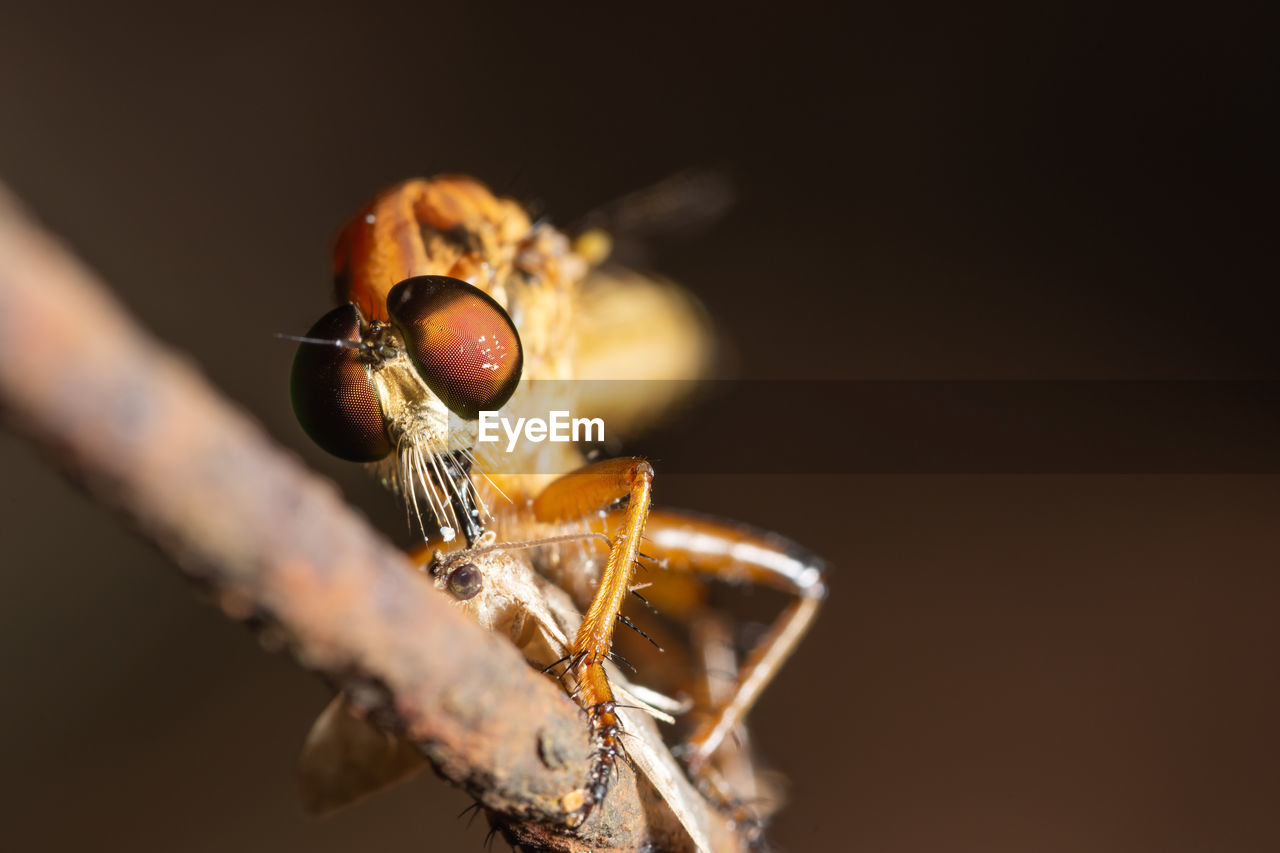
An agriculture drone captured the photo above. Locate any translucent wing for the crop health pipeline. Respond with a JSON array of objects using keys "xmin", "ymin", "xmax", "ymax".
[{"xmin": 297, "ymin": 693, "xmax": 427, "ymax": 815}]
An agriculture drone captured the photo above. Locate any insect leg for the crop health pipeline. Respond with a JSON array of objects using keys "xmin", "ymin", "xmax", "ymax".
[
  {"xmin": 531, "ymin": 456, "xmax": 654, "ymax": 827},
  {"xmin": 619, "ymin": 509, "xmax": 827, "ymax": 774},
  {"xmin": 685, "ymin": 612, "xmax": 775, "ymax": 842}
]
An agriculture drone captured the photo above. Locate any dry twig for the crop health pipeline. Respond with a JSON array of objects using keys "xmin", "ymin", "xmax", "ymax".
[{"xmin": 0, "ymin": 182, "xmax": 741, "ymax": 852}]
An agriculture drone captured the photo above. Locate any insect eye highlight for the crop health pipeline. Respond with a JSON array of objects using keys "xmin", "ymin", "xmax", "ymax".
[
  {"xmin": 447, "ymin": 563, "xmax": 483, "ymax": 600},
  {"xmin": 385, "ymin": 276, "xmax": 523, "ymax": 420},
  {"xmin": 289, "ymin": 303, "xmax": 392, "ymax": 462}
]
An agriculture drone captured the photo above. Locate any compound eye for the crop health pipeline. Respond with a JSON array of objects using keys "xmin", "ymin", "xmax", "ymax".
[
  {"xmin": 447, "ymin": 563, "xmax": 483, "ymax": 600},
  {"xmin": 290, "ymin": 304, "xmax": 392, "ymax": 462},
  {"xmin": 385, "ymin": 276, "xmax": 523, "ymax": 420}
]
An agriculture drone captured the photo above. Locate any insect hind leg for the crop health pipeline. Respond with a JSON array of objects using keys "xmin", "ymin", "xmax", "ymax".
[{"xmin": 615, "ymin": 507, "xmax": 825, "ymax": 842}]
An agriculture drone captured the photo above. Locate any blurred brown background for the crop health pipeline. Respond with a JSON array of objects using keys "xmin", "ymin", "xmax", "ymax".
[{"xmin": 1, "ymin": 3, "xmax": 1277, "ymax": 851}]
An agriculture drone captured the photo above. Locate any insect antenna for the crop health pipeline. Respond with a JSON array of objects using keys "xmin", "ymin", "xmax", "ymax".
[
  {"xmin": 463, "ymin": 531, "xmax": 613, "ymax": 559},
  {"xmin": 273, "ymin": 332, "xmax": 363, "ymax": 350}
]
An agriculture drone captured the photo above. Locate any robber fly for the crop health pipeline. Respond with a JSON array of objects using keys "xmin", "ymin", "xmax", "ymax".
[{"xmin": 287, "ymin": 176, "xmax": 827, "ymax": 839}]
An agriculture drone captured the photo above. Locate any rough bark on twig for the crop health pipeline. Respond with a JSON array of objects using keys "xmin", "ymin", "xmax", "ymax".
[{"xmin": 0, "ymin": 182, "xmax": 742, "ymax": 852}]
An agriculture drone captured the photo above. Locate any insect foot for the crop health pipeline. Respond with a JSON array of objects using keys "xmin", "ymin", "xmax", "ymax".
[
  {"xmin": 674, "ymin": 746, "xmax": 767, "ymax": 848},
  {"xmin": 563, "ymin": 700, "xmax": 626, "ymax": 828}
]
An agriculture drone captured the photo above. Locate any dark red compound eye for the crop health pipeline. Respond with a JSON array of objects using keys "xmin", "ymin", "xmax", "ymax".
[
  {"xmin": 290, "ymin": 304, "xmax": 392, "ymax": 462},
  {"xmin": 385, "ymin": 276, "xmax": 523, "ymax": 420}
]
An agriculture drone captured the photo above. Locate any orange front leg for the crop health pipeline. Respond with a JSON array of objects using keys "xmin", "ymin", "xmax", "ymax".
[{"xmin": 532, "ymin": 456, "xmax": 654, "ymax": 827}]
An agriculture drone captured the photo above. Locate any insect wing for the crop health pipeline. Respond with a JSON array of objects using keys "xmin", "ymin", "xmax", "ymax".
[{"xmin": 298, "ymin": 694, "xmax": 427, "ymax": 815}]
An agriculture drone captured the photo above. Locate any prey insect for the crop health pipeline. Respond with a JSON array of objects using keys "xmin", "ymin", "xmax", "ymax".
[
  {"xmin": 288, "ymin": 176, "xmax": 827, "ymax": 841},
  {"xmin": 302, "ymin": 531, "xmax": 722, "ymax": 851}
]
